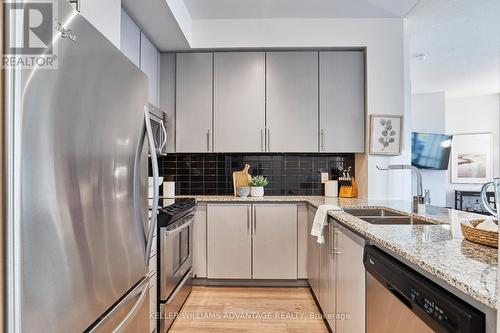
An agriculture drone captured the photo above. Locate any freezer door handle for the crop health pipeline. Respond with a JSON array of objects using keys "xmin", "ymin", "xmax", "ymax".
[
  {"xmin": 87, "ymin": 278, "xmax": 150, "ymax": 333},
  {"xmin": 111, "ymin": 280, "xmax": 149, "ymax": 333}
]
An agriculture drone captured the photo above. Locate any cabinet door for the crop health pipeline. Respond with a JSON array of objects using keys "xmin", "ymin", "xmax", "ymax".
[
  {"xmin": 318, "ymin": 224, "xmax": 335, "ymax": 330},
  {"xmin": 319, "ymin": 51, "xmax": 365, "ymax": 152},
  {"xmin": 335, "ymin": 222, "xmax": 365, "ymax": 333},
  {"xmin": 140, "ymin": 32, "xmax": 159, "ymax": 106},
  {"xmin": 207, "ymin": 204, "xmax": 252, "ymax": 279},
  {"xmin": 80, "ymin": 0, "xmax": 120, "ymax": 47},
  {"xmin": 120, "ymin": 10, "xmax": 140, "ymax": 67},
  {"xmin": 253, "ymin": 204, "xmax": 297, "ymax": 279},
  {"xmin": 159, "ymin": 54, "xmax": 176, "ymax": 153},
  {"xmin": 266, "ymin": 52, "xmax": 318, "ymax": 152},
  {"xmin": 307, "ymin": 205, "xmax": 320, "ymax": 295},
  {"xmin": 193, "ymin": 204, "xmax": 207, "ymax": 278},
  {"xmin": 176, "ymin": 53, "xmax": 213, "ymax": 152},
  {"xmin": 214, "ymin": 52, "xmax": 265, "ymax": 152},
  {"xmin": 297, "ymin": 204, "xmax": 308, "ymax": 279}
]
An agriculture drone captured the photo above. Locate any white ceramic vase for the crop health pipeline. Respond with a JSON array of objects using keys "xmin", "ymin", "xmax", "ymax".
[{"xmin": 250, "ymin": 186, "xmax": 264, "ymax": 197}]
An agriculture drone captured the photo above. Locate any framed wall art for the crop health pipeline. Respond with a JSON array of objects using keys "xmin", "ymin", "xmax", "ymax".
[
  {"xmin": 451, "ymin": 133, "xmax": 493, "ymax": 184},
  {"xmin": 369, "ymin": 114, "xmax": 403, "ymax": 155}
]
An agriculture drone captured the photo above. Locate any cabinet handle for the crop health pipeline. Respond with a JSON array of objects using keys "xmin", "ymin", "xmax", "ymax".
[
  {"xmin": 333, "ymin": 227, "xmax": 342, "ymax": 255},
  {"xmin": 247, "ymin": 206, "xmax": 250, "ymax": 234},
  {"xmin": 320, "ymin": 129, "xmax": 325, "ymax": 151},
  {"xmin": 261, "ymin": 129, "xmax": 264, "ymax": 152},
  {"xmin": 206, "ymin": 130, "xmax": 210, "ymax": 152},
  {"xmin": 253, "ymin": 205, "xmax": 256, "ymax": 235},
  {"xmin": 267, "ymin": 129, "xmax": 270, "ymax": 152},
  {"xmin": 329, "ymin": 225, "xmax": 334, "ymax": 257}
]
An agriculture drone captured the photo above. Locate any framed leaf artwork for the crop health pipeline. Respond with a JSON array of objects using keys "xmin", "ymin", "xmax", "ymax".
[{"xmin": 369, "ymin": 114, "xmax": 403, "ymax": 155}]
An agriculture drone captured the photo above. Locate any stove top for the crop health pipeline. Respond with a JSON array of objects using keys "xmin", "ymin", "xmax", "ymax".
[{"xmin": 156, "ymin": 198, "xmax": 196, "ymax": 228}]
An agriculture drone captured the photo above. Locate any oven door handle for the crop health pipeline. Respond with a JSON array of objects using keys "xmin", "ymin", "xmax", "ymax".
[
  {"xmin": 166, "ymin": 268, "xmax": 193, "ymax": 305},
  {"xmin": 165, "ymin": 217, "xmax": 193, "ymax": 237}
]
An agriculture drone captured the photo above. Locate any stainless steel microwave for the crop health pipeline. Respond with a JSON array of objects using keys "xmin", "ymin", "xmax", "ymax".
[{"xmin": 148, "ymin": 104, "xmax": 168, "ymax": 156}]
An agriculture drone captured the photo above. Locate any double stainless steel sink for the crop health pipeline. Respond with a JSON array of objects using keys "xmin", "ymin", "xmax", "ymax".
[{"xmin": 343, "ymin": 208, "xmax": 434, "ymax": 225}]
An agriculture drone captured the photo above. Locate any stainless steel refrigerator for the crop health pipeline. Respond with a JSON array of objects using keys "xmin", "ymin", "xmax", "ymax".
[{"xmin": 4, "ymin": 0, "xmax": 160, "ymax": 332}]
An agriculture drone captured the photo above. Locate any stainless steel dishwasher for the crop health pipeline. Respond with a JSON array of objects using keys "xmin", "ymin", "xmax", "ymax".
[{"xmin": 364, "ymin": 246, "xmax": 485, "ymax": 333}]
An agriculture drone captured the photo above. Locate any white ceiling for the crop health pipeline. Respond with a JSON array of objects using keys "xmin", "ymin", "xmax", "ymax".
[
  {"xmin": 406, "ymin": 0, "xmax": 500, "ymax": 97},
  {"xmin": 183, "ymin": 0, "xmax": 419, "ymax": 19}
]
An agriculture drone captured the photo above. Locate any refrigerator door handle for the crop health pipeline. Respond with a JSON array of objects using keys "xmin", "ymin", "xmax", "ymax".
[{"xmin": 144, "ymin": 106, "xmax": 160, "ymax": 266}]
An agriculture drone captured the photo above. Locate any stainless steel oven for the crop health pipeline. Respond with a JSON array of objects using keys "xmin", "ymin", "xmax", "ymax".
[
  {"xmin": 159, "ymin": 213, "xmax": 194, "ymax": 332},
  {"xmin": 148, "ymin": 104, "xmax": 168, "ymax": 156}
]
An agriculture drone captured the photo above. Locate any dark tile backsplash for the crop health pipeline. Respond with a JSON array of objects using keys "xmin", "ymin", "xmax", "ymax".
[{"xmin": 153, "ymin": 153, "xmax": 355, "ymax": 196}]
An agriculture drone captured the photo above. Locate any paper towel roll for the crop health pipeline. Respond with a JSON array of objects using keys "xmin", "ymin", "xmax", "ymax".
[{"xmin": 325, "ymin": 180, "xmax": 338, "ymax": 198}]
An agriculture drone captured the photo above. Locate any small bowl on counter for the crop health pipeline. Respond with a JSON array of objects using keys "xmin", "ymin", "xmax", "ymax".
[{"xmin": 237, "ymin": 186, "xmax": 251, "ymax": 198}]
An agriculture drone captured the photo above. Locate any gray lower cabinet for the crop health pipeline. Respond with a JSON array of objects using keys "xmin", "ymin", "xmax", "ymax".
[
  {"xmin": 207, "ymin": 204, "xmax": 252, "ymax": 279},
  {"xmin": 307, "ymin": 212, "xmax": 366, "ymax": 332},
  {"xmin": 214, "ymin": 52, "xmax": 266, "ymax": 152},
  {"xmin": 318, "ymin": 224, "xmax": 336, "ymax": 330},
  {"xmin": 319, "ymin": 51, "xmax": 365, "ymax": 152},
  {"xmin": 252, "ymin": 204, "xmax": 297, "ymax": 279},
  {"xmin": 307, "ymin": 205, "xmax": 320, "ymax": 295},
  {"xmin": 176, "ymin": 53, "xmax": 213, "ymax": 152},
  {"xmin": 193, "ymin": 203, "xmax": 207, "ymax": 278},
  {"xmin": 297, "ymin": 203, "xmax": 309, "ymax": 279},
  {"xmin": 266, "ymin": 52, "xmax": 319, "ymax": 152},
  {"xmin": 334, "ymin": 221, "xmax": 366, "ymax": 333},
  {"xmin": 206, "ymin": 203, "xmax": 298, "ymax": 280}
]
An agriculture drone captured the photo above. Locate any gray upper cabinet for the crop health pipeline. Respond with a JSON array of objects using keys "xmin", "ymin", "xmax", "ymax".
[
  {"xmin": 266, "ymin": 52, "xmax": 319, "ymax": 152},
  {"xmin": 319, "ymin": 51, "xmax": 365, "ymax": 152},
  {"xmin": 176, "ymin": 53, "xmax": 213, "ymax": 153},
  {"xmin": 214, "ymin": 52, "xmax": 266, "ymax": 152},
  {"xmin": 140, "ymin": 32, "xmax": 159, "ymax": 106},
  {"xmin": 120, "ymin": 10, "xmax": 140, "ymax": 67},
  {"xmin": 121, "ymin": 11, "xmax": 160, "ymax": 107},
  {"xmin": 159, "ymin": 54, "xmax": 176, "ymax": 153}
]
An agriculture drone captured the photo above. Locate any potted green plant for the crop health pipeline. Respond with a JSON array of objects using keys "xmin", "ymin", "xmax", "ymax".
[{"xmin": 249, "ymin": 175, "xmax": 268, "ymax": 197}]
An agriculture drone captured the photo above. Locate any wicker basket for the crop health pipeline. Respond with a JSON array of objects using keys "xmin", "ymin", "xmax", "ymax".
[{"xmin": 461, "ymin": 219, "xmax": 498, "ymax": 248}]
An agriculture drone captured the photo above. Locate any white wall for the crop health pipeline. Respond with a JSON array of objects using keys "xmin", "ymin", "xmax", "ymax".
[
  {"xmin": 80, "ymin": 0, "xmax": 121, "ymax": 48},
  {"xmin": 411, "ymin": 92, "xmax": 448, "ymax": 207},
  {"xmin": 189, "ymin": 18, "xmax": 411, "ymax": 200},
  {"xmin": 445, "ymin": 93, "xmax": 500, "ymax": 206}
]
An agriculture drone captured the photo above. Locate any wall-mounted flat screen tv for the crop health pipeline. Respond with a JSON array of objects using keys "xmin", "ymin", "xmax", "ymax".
[{"xmin": 411, "ymin": 132, "xmax": 453, "ymax": 170}]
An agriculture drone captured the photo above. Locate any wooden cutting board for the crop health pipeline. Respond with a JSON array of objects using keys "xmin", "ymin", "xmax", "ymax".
[{"xmin": 233, "ymin": 164, "xmax": 252, "ymax": 196}]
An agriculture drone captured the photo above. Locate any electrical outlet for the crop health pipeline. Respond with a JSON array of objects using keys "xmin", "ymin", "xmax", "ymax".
[{"xmin": 321, "ymin": 172, "xmax": 329, "ymax": 183}]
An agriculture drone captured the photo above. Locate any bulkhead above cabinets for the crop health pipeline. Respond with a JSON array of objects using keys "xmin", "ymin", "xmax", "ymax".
[{"xmin": 171, "ymin": 50, "xmax": 366, "ymax": 154}]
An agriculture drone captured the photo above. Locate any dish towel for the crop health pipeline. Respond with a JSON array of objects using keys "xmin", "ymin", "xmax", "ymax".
[{"xmin": 311, "ymin": 205, "xmax": 343, "ymax": 244}]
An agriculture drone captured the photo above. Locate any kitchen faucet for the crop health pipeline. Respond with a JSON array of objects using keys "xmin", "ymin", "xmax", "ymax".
[{"xmin": 377, "ymin": 164, "xmax": 426, "ymax": 213}]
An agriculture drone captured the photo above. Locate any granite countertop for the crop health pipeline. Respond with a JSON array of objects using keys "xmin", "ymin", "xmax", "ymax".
[{"xmin": 167, "ymin": 195, "xmax": 498, "ymax": 309}]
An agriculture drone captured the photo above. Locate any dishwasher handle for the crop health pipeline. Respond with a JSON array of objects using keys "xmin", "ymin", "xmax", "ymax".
[{"xmin": 388, "ymin": 286, "xmax": 412, "ymax": 309}]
